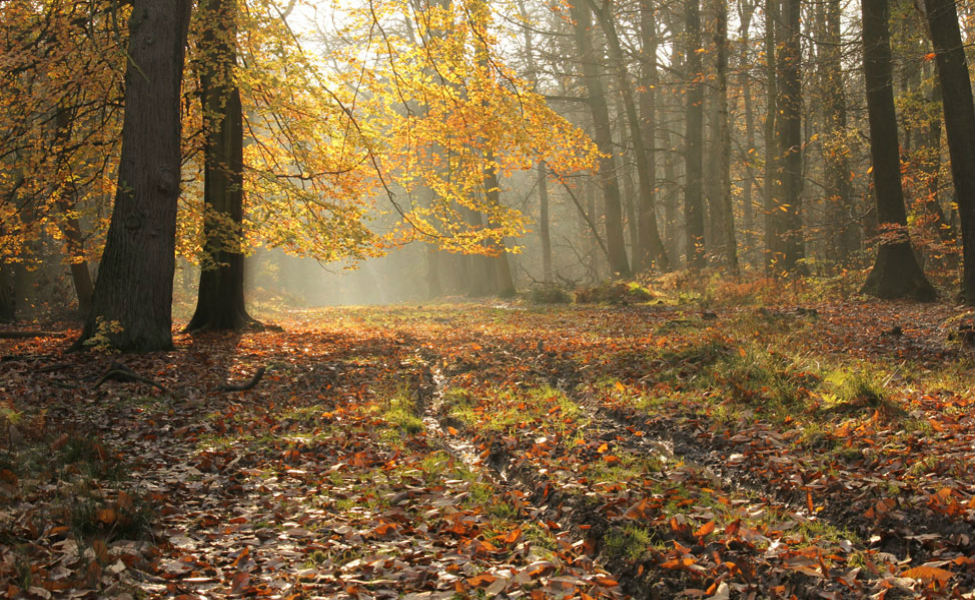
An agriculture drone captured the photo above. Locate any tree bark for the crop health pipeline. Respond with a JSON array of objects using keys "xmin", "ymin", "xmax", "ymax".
[
  {"xmin": 763, "ymin": 0, "xmax": 778, "ymax": 272},
  {"xmin": 187, "ymin": 0, "xmax": 260, "ymax": 331},
  {"xmin": 712, "ymin": 0, "xmax": 738, "ymax": 273},
  {"xmin": 591, "ymin": 0, "xmax": 669, "ymax": 272},
  {"xmin": 638, "ymin": 0, "xmax": 667, "ymax": 271},
  {"xmin": 860, "ymin": 0, "xmax": 936, "ymax": 301},
  {"xmin": 75, "ymin": 0, "xmax": 192, "ymax": 351},
  {"xmin": 569, "ymin": 0, "xmax": 631, "ymax": 277},
  {"xmin": 0, "ymin": 265, "xmax": 14, "ymax": 323},
  {"xmin": 818, "ymin": 0, "xmax": 856, "ymax": 266},
  {"xmin": 684, "ymin": 0, "xmax": 706, "ymax": 268},
  {"xmin": 537, "ymin": 161, "xmax": 552, "ymax": 283},
  {"xmin": 920, "ymin": 0, "xmax": 975, "ymax": 304},
  {"xmin": 738, "ymin": 0, "xmax": 757, "ymax": 267},
  {"xmin": 769, "ymin": 0, "xmax": 804, "ymax": 273}
]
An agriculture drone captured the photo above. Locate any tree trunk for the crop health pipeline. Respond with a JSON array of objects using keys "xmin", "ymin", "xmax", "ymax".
[
  {"xmin": 738, "ymin": 0, "xmax": 757, "ymax": 267},
  {"xmin": 769, "ymin": 0, "xmax": 804, "ymax": 273},
  {"xmin": 75, "ymin": 0, "xmax": 192, "ymax": 351},
  {"xmin": 763, "ymin": 0, "xmax": 778, "ymax": 272},
  {"xmin": 638, "ymin": 0, "xmax": 668, "ymax": 271},
  {"xmin": 538, "ymin": 161, "xmax": 552, "ymax": 283},
  {"xmin": 921, "ymin": 0, "xmax": 975, "ymax": 304},
  {"xmin": 819, "ymin": 0, "xmax": 856, "ymax": 266},
  {"xmin": 684, "ymin": 0, "xmax": 706, "ymax": 268},
  {"xmin": 713, "ymin": 0, "xmax": 738, "ymax": 273},
  {"xmin": 569, "ymin": 0, "xmax": 631, "ymax": 277},
  {"xmin": 860, "ymin": 0, "xmax": 936, "ymax": 301},
  {"xmin": 53, "ymin": 105, "xmax": 94, "ymax": 316},
  {"xmin": 591, "ymin": 0, "xmax": 669, "ymax": 272},
  {"xmin": 0, "ymin": 265, "xmax": 14, "ymax": 323},
  {"xmin": 187, "ymin": 0, "xmax": 260, "ymax": 331}
]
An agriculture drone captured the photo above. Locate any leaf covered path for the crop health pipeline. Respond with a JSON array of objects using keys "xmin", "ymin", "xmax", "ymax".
[{"xmin": 1, "ymin": 299, "xmax": 972, "ymax": 599}]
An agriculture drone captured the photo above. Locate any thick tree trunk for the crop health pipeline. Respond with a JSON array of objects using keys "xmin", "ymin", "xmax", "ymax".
[
  {"xmin": 684, "ymin": 0, "xmax": 706, "ymax": 268},
  {"xmin": 0, "ymin": 265, "xmax": 14, "ymax": 323},
  {"xmin": 569, "ymin": 0, "xmax": 631, "ymax": 277},
  {"xmin": 860, "ymin": 0, "xmax": 936, "ymax": 301},
  {"xmin": 187, "ymin": 0, "xmax": 260, "ymax": 331},
  {"xmin": 769, "ymin": 0, "xmax": 804, "ymax": 273},
  {"xmin": 921, "ymin": 0, "xmax": 975, "ymax": 304},
  {"xmin": 76, "ymin": 0, "xmax": 192, "ymax": 351}
]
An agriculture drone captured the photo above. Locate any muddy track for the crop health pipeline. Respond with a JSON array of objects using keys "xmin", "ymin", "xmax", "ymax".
[
  {"xmin": 408, "ymin": 352, "xmax": 645, "ymax": 598},
  {"xmin": 410, "ymin": 350, "xmax": 859, "ymax": 600}
]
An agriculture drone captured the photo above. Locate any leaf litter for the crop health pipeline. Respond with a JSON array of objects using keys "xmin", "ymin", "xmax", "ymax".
[{"xmin": 0, "ymin": 299, "xmax": 972, "ymax": 599}]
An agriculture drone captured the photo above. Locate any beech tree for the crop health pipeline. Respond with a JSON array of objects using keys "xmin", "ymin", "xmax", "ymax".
[
  {"xmin": 920, "ymin": 0, "xmax": 975, "ymax": 304},
  {"xmin": 859, "ymin": 0, "xmax": 936, "ymax": 301},
  {"xmin": 76, "ymin": 0, "xmax": 193, "ymax": 350},
  {"xmin": 185, "ymin": 0, "xmax": 261, "ymax": 331}
]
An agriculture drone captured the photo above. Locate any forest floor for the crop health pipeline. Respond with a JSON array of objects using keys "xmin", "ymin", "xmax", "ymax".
[{"xmin": 1, "ymin": 286, "xmax": 973, "ymax": 599}]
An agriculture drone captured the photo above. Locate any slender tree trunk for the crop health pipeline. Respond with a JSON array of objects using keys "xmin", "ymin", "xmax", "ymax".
[
  {"xmin": 819, "ymin": 0, "xmax": 856, "ymax": 266},
  {"xmin": 921, "ymin": 0, "xmax": 975, "ymax": 304},
  {"xmin": 860, "ymin": 0, "xmax": 936, "ymax": 301},
  {"xmin": 516, "ymin": 0, "xmax": 553, "ymax": 284},
  {"xmin": 483, "ymin": 158, "xmax": 516, "ymax": 297},
  {"xmin": 53, "ymin": 106, "xmax": 94, "ymax": 316},
  {"xmin": 570, "ymin": 0, "xmax": 631, "ymax": 277},
  {"xmin": 76, "ymin": 0, "xmax": 192, "ymax": 351},
  {"xmin": 591, "ymin": 0, "xmax": 669, "ymax": 272},
  {"xmin": 684, "ymin": 0, "xmax": 706, "ymax": 268},
  {"xmin": 738, "ymin": 0, "xmax": 757, "ymax": 267},
  {"xmin": 763, "ymin": 0, "xmax": 778, "ymax": 272},
  {"xmin": 537, "ymin": 161, "xmax": 552, "ymax": 283},
  {"xmin": 638, "ymin": 0, "xmax": 668, "ymax": 271},
  {"xmin": 713, "ymin": 0, "xmax": 738, "ymax": 273},
  {"xmin": 187, "ymin": 0, "xmax": 260, "ymax": 331}
]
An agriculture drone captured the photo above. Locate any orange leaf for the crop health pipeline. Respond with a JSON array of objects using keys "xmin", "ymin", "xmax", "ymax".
[
  {"xmin": 923, "ymin": 52, "xmax": 937, "ymax": 61},
  {"xmin": 468, "ymin": 573, "xmax": 497, "ymax": 587},
  {"xmin": 97, "ymin": 507, "xmax": 117, "ymax": 525},
  {"xmin": 901, "ymin": 565, "xmax": 952, "ymax": 584},
  {"xmin": 373, "ymin": 522, "xmax": 397, "ymax": 536},
  {"xmin": 447, "ymin": 426, "xmax": 458, "ymax": 435},
  {"xmin": 806, "ymin": 491, "xmax": 815, "ymax": 514},
  {"xmin": 594, "ymin": 576, "xmax": 618, "ymax": 586},
  {"xmin": 596, "ymin": 443, "xmax": 608, "ymax": 453},
  {"xmin": 694, "ymin": 520, "xmax": 715, "ymax": 537}
]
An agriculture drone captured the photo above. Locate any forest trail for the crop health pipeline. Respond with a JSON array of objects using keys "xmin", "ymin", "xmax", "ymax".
[{"xmin": 0, "ymin": 300, "xmax": 972, "ymax": 599}]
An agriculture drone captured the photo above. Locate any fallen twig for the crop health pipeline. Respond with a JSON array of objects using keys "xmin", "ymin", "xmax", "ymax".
[
  {"xmin": 220, "ymin": 366, "xmax": 266, "ymax": 392},
  {"xmin": 0, "ymin": 331, "xmax": 66, "ymax": 339},
  {"xmin": 93, "ymin": 361, "xmax": 170, "ymax": 394}
]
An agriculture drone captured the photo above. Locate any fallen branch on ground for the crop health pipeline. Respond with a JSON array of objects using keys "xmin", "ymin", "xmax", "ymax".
[
  {"xmin": 93, "ymin": 361, "xmax": 170, "ymax": 394},
  {"xmin": 220, "ymin": 367, "xmax": 266, "ymax": 392}
]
